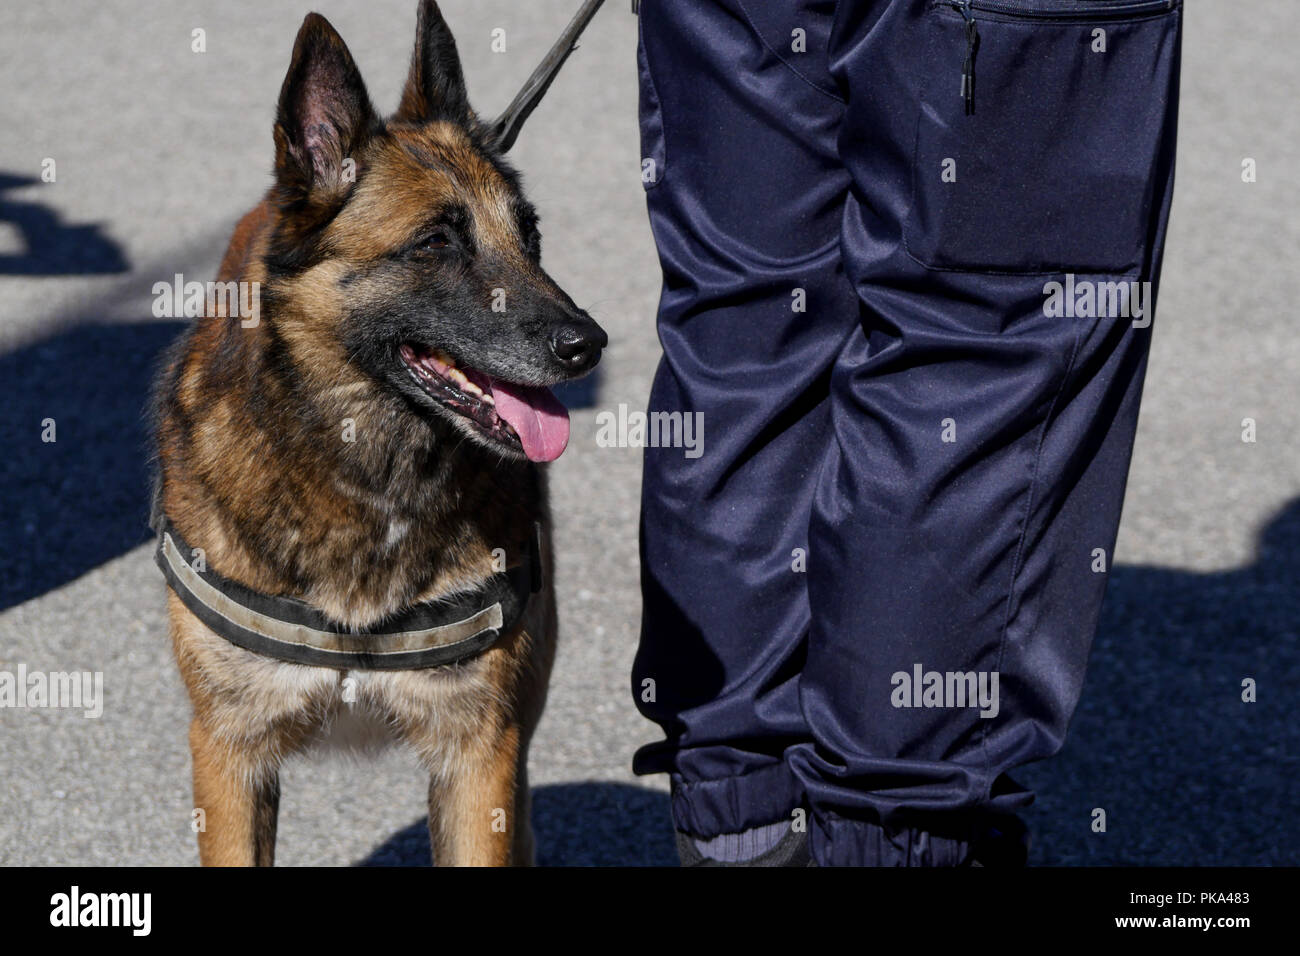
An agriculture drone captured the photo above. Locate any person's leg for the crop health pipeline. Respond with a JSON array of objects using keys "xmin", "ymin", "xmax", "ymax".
[
  {"xmin": 631, "ymin": 0, "xmax": 854, "ymax": 846},
  {"xmin": 786, "ymin": 0, "xmax": 1185, "ymax": 865}
]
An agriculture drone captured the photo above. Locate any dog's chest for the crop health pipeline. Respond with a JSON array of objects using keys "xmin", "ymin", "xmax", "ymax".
[
  {"xmin": 188, "ymin": 611, "xmax": 496, "ymax": 753},
  {"xmin": 319, "ymin": 664, "xmax": 501, "ymax": 768}
]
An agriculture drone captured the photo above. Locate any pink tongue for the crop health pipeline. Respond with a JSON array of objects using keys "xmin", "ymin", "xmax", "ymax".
[{"xmin": 490, "ymin": 380, "xmax": 570, "ymax": 462}]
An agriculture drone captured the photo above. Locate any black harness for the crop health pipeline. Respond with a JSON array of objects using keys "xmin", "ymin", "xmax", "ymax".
[{"xmin": 155, "ymin": 519, "xmax": 541, "ymax": 671}]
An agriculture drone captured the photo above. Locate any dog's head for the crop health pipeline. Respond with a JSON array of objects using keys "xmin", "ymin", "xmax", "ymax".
[{"xmin": 262, "ymin": 1, "xmax": 605, "ymax": 463}]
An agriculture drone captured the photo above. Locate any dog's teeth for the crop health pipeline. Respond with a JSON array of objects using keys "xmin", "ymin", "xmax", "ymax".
[{"xmin": 407, "ymin": 346, "xmax": 493, "ymax": 406}]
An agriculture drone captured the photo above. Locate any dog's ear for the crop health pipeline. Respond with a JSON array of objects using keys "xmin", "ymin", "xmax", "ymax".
[
  {"xmin": 393, "ymin": 0, "xmax": 471, "ymax": 126},
  {"xmin": 273, "ymin": 13, "xmax": 378, "ymax": 207}
]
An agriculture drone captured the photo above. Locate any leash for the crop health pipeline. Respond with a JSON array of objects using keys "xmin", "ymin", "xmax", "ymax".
[
  {"xmin": 154, "ymin": 518, "xmax": 542, "ymax": 671},
  {"xmin": 489, "ymin": 0, "xmax": 607, "ymax": 152}
]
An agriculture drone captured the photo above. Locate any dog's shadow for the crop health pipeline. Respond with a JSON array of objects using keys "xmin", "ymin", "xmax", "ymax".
[
  {"xmin": 551, "ymin": 372, "xmax": 601, "ymax": 411},
  {"xmin": 0, "ymin": 172, "xmax": 129, "ymax": 276},
  {"xmin": 0, "ymin": 320, "xmax": 185, "ymax": 610},
  {"xmin": 358, "ymin": 781, "xmax": 676, "ymax": 866}
]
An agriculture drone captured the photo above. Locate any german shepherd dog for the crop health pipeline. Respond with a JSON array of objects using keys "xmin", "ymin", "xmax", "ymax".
[{"xmin": 152, "ymin": 1, "xmax": 605, "ymax": 866}]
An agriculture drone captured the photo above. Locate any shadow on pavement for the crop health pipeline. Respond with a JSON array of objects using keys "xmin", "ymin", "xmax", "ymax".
[
  {"xmin": 1021, "ymin": 497, "xmax": 1300, "ymax": 865},
  {"xmin": 0, "ymin": 320, "xmax": 185, "ymax": 609},
  {"xmin": 551, "ymin": 367, "xmax": 601, "ymax": 410},
  {"xmin": 358, "ymin": 781, "xmax": 676, "ymax": 866},
  {"xmin": 0, "ymin": 172, "xmax": 129, "ymax": 275}
]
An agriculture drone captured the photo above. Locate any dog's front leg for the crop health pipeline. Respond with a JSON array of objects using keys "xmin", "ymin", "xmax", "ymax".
[
  {"xmin": 510, "ymin": 757, "xmax": 536, "ymax": 866},
  {"xmin": 189, "ymin": 719, "xmax": 281, "ymax": 866},
  {"xmin": 427, "ymin": 723, "xmax": 527, "ymax": 867}
]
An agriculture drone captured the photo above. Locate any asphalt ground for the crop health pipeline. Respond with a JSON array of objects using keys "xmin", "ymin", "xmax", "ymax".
[{"xmin": 0, "ymin": 0, "xmax": 1296, "ymax": 865}]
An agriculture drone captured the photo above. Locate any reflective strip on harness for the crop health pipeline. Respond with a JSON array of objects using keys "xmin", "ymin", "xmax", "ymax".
[{"xmin": 155, "ymin": 520, "xmax": 537, "ymax": 671}]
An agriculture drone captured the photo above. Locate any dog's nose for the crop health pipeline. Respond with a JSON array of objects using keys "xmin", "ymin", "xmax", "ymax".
[{"xmin": 549, "ymin": 323, "xmax": 607, "ymax": 372}]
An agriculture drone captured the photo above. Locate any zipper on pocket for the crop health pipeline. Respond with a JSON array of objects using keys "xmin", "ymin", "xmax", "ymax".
[
  {"xmin": 948, "ymin": 0, "xmax": 1174, "ymax": 19},
  {"xmin": 956, "ymin": 1, "xmax": 978, "ymax": 115},
  {"xmin": 940, "ymin": 0, "xmax": 1177, "ymax": 114}
]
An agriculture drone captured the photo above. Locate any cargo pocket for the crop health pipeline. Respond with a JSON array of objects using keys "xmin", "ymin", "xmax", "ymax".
[
  {"xmin": 904, "ymin": 0, "xmax": 1181, "ymax": 275},
  {"xmin": 637, "ymin": 4, "xmax": 667, "ymax": 191}
]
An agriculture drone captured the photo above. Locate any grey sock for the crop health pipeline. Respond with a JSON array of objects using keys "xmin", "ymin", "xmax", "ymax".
[{"xmin": 693, "ymin": 820, "xmax": 791, "ymax": 862}]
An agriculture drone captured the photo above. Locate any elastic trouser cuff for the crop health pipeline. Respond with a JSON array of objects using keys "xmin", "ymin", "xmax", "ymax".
[
  {"xmin": 811, "ymin": 812, "xmax": 972, "ymax": 867},
  {"xmin": 670, "ymin": 761, "xmax": 803, "ymax": 839}
]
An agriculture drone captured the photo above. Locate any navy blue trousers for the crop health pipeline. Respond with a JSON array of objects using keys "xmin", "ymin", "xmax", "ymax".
[{"xmin": 631, "ymin": 0, "xmax": 1183, "ymax": 865}]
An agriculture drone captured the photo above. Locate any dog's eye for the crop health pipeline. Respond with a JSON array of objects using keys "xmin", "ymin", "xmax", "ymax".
[{"xmin": 421, "ymin": 231, "xmax": 451, "ymax": 251}]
